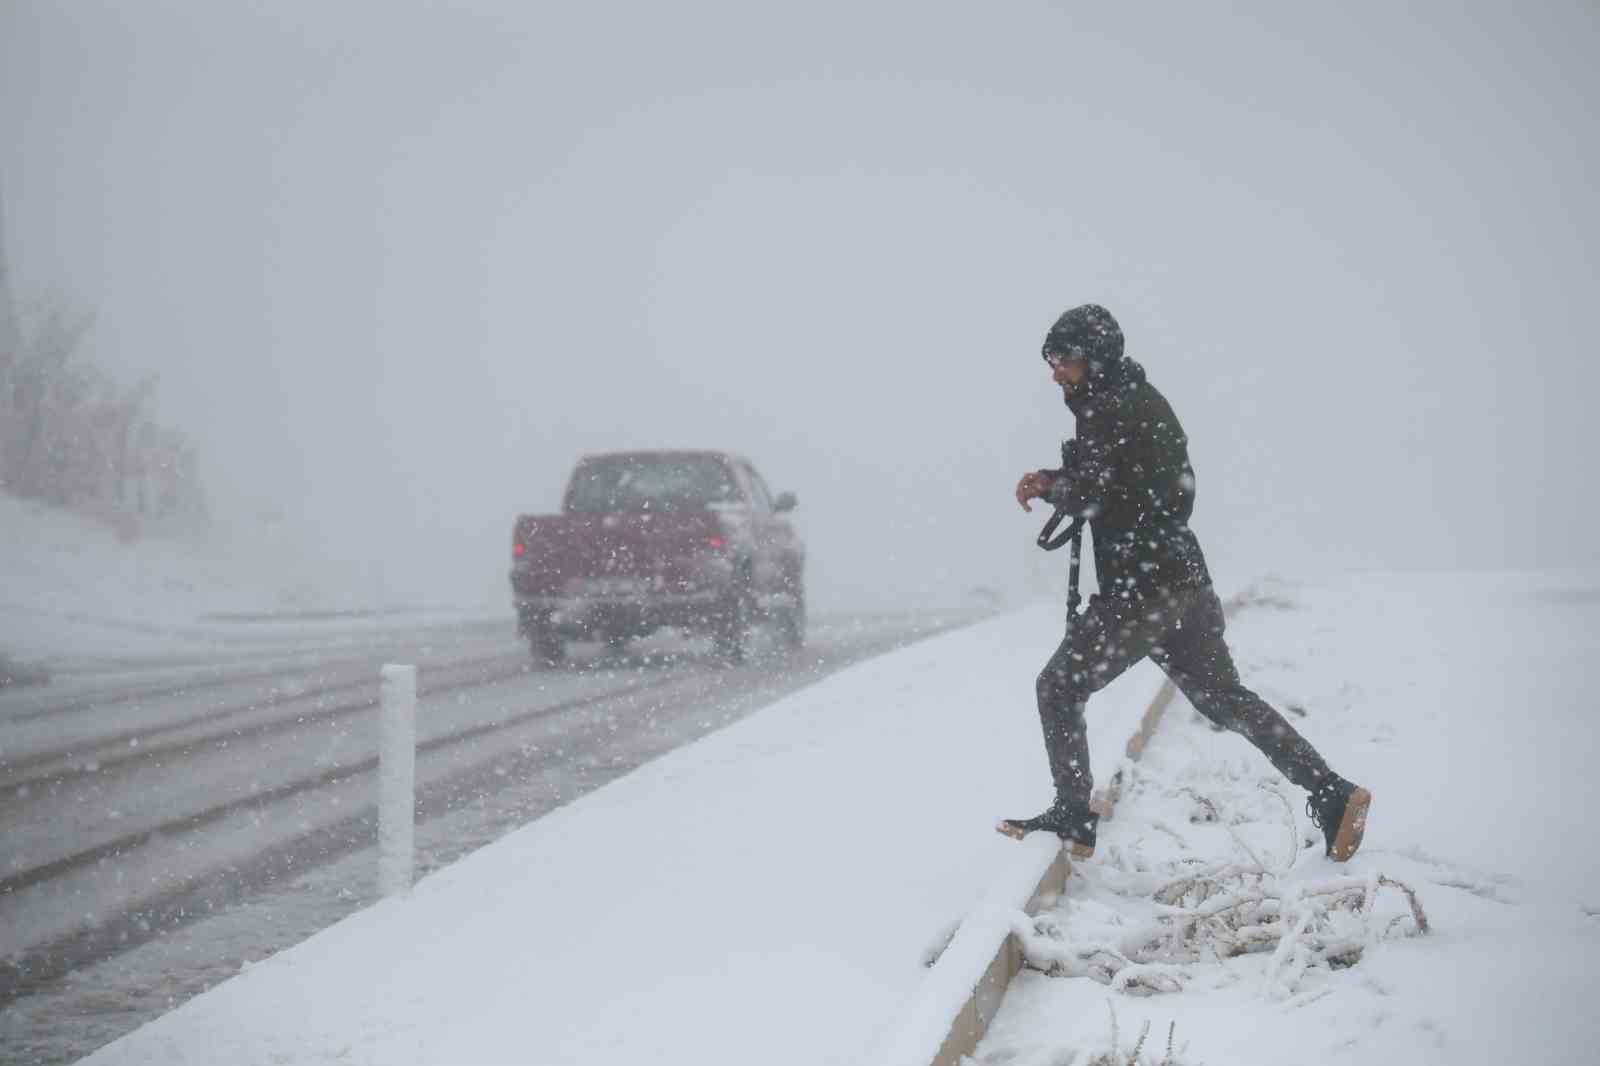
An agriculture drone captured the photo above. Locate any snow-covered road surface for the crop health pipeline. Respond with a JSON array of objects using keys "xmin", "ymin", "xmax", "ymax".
[{"xmin": 0, "ymin": 608, "xmax": 982, "ymax": 1063}]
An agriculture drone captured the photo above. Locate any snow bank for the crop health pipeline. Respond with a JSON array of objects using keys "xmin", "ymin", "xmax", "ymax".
[{"xmin": 977, "ymin": 571, "xmax": 1600, "ymax": 1065}]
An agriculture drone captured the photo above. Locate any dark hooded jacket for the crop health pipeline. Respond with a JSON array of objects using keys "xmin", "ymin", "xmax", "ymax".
[{"xmin": 1041, "ymin": 306, "xmax": 1211, "ymax": 599}]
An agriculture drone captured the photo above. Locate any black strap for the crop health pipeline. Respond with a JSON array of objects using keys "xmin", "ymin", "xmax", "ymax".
[
  {"xmin": 1036, "ymin": 508, "xmax": 1083, "ymax": 552},
  {"xmin": 1037, "ymin": 507, "xmax": 1087, "ymax": 620}
]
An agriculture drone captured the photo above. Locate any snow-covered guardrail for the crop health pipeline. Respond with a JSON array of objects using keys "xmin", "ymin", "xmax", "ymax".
[
  {"xmin": 870, "ymin": 674, "xmax": 1174, "ymax": 1066},
  {"xmin": 870, "ymin": 589, "xmax": 1267, "ymax": 1062},
  {"xmin": 873, "ymin": 595, "xmax": 1252, "ymax": 1066}
]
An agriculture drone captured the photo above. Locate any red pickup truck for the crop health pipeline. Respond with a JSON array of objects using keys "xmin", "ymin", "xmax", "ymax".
[{"xmin": 510, "ymin": 450, "xmax": 805, "ymax": 665}]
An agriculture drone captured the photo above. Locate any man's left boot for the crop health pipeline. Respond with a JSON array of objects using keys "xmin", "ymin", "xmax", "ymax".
[
  {"xmin": 997, "ymin": 801, "xmax": 1098, "ymax": 858},
  {"xmin": 1307, "ymin": 776, "xmax": 1372, "ymax": 861}
]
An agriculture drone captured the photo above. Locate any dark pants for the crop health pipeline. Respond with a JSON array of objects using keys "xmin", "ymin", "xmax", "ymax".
[{"xmin": 1036, "ymin": 584, "xmax": 1333, "ymax": 807}]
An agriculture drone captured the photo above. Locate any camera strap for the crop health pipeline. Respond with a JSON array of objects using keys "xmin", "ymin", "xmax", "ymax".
[{"xmin": 1037, "ymin": 507, "xmax": 1086, "ymax": 621}]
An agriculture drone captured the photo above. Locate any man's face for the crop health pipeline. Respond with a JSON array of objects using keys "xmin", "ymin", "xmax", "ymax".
[{"xmin": 1047, "ymin": 352, "xmax": 1090, "ymax": 392}]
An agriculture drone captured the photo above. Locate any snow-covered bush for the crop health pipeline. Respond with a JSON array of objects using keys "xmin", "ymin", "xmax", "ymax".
[{"xmin": 1010, "ymin": 785, "xmax": 1427, "ymax": 1000}]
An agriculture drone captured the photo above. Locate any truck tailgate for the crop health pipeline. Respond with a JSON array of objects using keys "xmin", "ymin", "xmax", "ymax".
[{"xmin": 512, "ymin": 512, "xmax": 726, "ymax": 596}]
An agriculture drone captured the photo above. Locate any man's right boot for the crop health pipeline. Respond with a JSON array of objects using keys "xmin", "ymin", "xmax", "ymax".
[{"xmin": 997, "ymin": 801, "xmax": 1099, "ymax": 858}]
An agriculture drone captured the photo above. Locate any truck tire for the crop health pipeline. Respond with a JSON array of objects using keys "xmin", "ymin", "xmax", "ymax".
[
  {"xmin": 714, "ymin": 581, "xmax": 757, "ymax": 666},
  {"xmin": 528, "ymin": 622, "xmax": 565, "ymax": 668},
  {"xmin": 777, "ymin": 588, "xmax": 806, "ymax": 650}
]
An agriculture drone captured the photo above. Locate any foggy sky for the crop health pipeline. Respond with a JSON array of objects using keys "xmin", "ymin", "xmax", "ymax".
[{"xmin": 3, "ymin": 1, "xmax": 1595, "ymax": 610}]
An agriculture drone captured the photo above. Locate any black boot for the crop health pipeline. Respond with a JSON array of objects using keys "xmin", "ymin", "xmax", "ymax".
[
  {"xmin": 997, "ymin": 801, "xmax": 1099, "ymax": 858},
  {"xmin": 1306, "ymin": 777, "xmax": 1372, "ymax": 861}
]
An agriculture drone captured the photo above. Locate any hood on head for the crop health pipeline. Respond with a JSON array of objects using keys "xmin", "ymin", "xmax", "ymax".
[{"xmin": 1041, "ymin": 304, "xmax": 1124, "ymax": 375}]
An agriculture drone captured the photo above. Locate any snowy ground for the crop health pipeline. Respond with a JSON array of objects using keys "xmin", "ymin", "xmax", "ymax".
[
  {"xmin": 978, "ymin": 572, "xmax": 1600, "ymax": 1065},
  {"xmin": 47, "ymin": 566, "xmax": 1598, "ymax": 1066}
]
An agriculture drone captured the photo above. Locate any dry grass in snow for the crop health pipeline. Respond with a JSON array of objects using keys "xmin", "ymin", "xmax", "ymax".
[{"xmin": 1011, "ymin": 776, "xmax": 1428, "ymax": 1001}]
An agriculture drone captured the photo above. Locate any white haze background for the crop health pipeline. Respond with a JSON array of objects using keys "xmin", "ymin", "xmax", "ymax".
[{"xmin": 2, "ymin": 1, "xmax": 1594, "ymax": 613}]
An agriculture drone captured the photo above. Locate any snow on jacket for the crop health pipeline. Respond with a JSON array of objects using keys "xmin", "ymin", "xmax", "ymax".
[{"xmin": 1043, "ymin": 357, "xmax": 1211, "ymax": 599}]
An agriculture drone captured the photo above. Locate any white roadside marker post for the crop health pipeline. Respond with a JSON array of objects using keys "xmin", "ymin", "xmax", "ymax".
[{"xmin": 378, "ymin": 664, "xmax": 417, "ymax": 897}]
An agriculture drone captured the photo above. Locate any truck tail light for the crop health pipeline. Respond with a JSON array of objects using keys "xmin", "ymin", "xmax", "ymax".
[
  {"xmin": 707, "ymin": 535, "xmax": 726, "ymax": 550},
  {"xmin": 513, "ymin": 542, "xmax": 526, "ymax": 557}
]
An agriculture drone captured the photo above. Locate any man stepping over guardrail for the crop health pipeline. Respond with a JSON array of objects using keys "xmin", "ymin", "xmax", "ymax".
[{"xmin": 999, "ymin": 303, "xmax": 1370, "ymax": 863}]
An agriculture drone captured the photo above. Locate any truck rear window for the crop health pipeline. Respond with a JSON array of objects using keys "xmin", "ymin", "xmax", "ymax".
[{"xmin": 567, "ymin": 456, "xmax": 741, "ymax": 513}]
